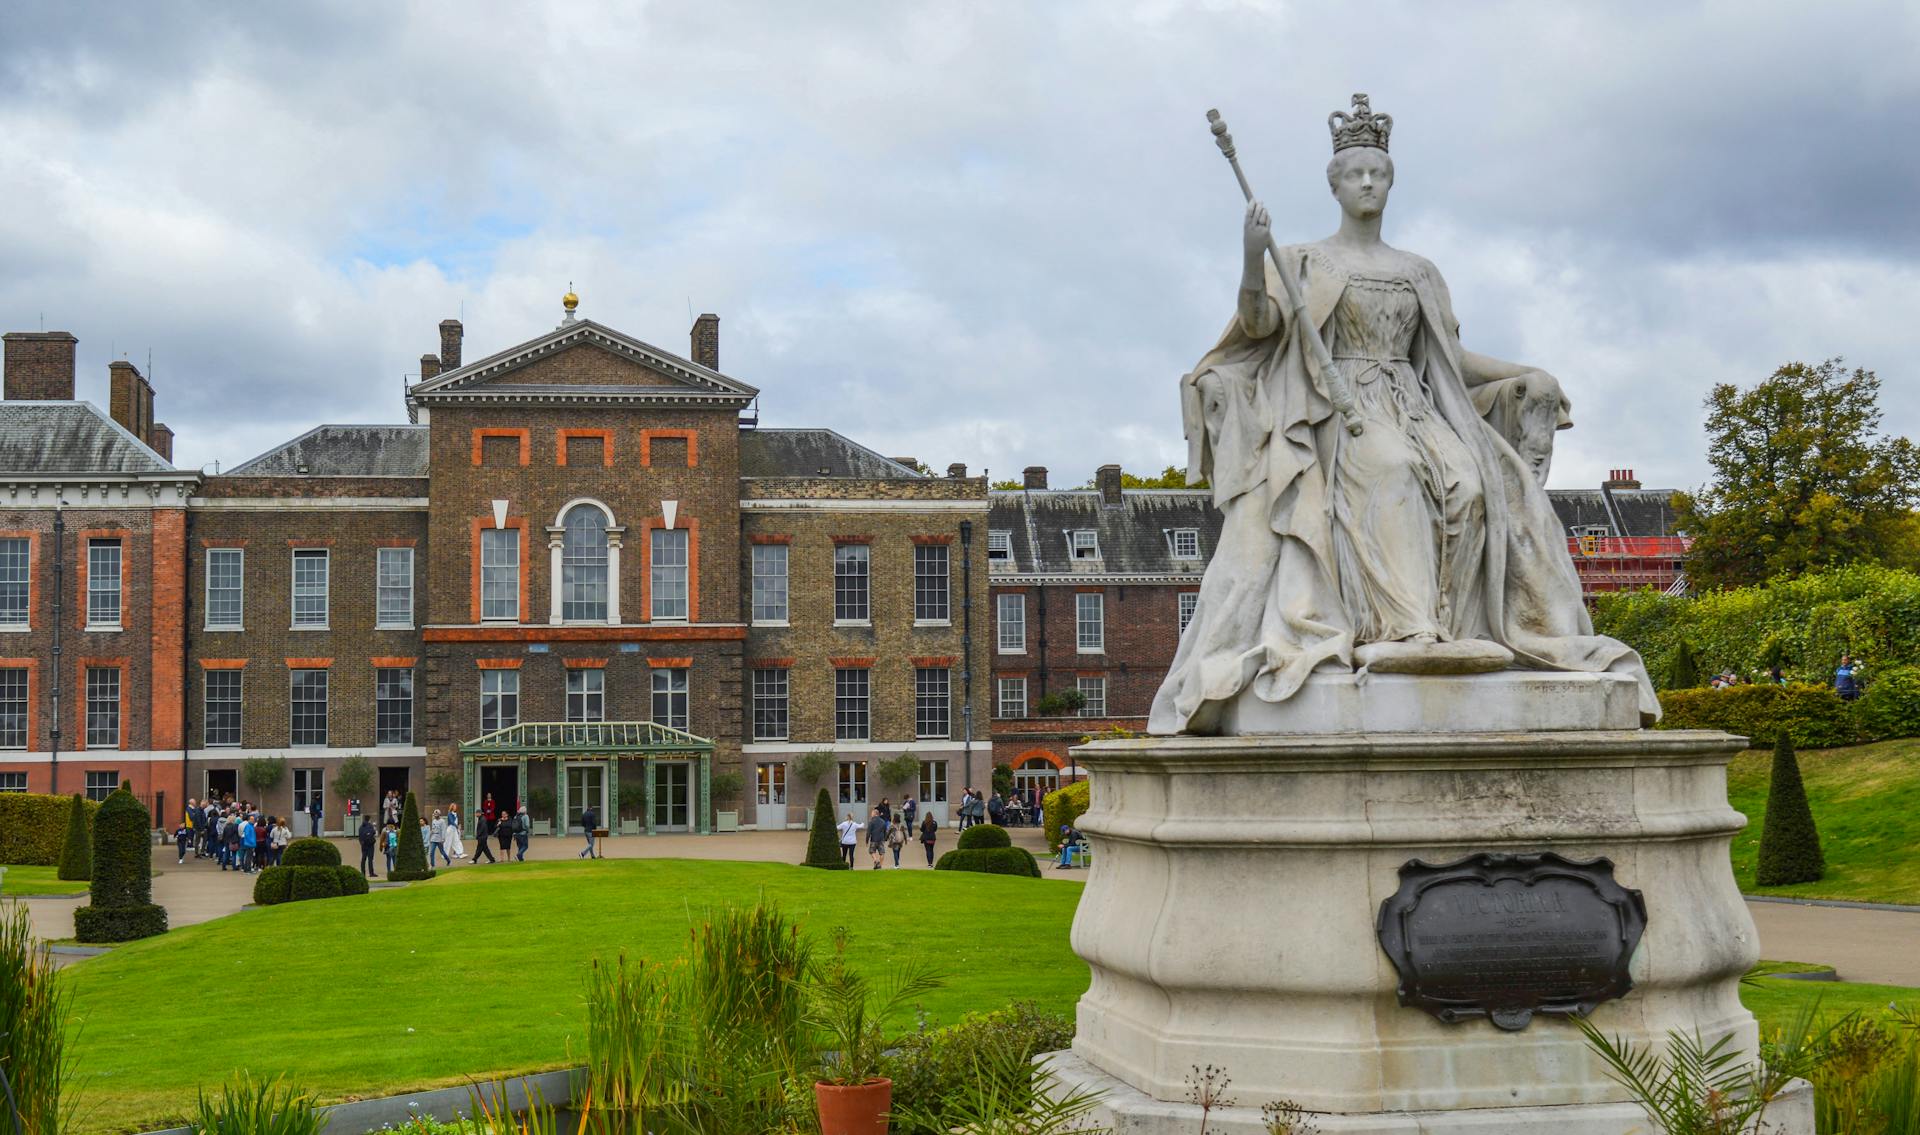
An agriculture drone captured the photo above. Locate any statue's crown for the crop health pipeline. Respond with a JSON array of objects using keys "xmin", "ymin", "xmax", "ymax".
[{"xmin": 1329, "ymin": 93, "xmax": 1392, "ymax": 153}]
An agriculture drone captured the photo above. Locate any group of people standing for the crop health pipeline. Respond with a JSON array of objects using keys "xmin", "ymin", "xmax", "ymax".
[
  {"xmin": 954, "ymin": 785, "xmax": 1046, "ymax": 828},
  {"xmin": 836, "ymin": 796, "xmax": 941, "ymax": 868},
  {"xmin": 175, "ymin": 797, "xmax": 291, "ymax": 873}
]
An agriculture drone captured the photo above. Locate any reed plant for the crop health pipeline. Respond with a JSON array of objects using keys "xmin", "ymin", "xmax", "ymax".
[
  {"xmin": 185, "ymin": 1073, "xmax": 327, "ymax": 1135},
  {"xmin": 0, "ymin": 900, "xmax": 69, "ymax": 1135}
]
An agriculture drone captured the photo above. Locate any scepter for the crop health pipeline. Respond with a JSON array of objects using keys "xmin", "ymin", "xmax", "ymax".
[{"xmin": 1207, "ymin": 108, "xmax": 1363, "ymax": 437}]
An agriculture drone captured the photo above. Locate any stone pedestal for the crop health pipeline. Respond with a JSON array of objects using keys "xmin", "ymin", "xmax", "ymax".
[{"xmin": 1050, "ymin": 675, "xmax": 1810, "ymax": 1133}]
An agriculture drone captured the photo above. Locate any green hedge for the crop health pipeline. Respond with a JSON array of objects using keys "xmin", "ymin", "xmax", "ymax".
[
  {"xmin": 934, "ymin": 847, "xmax": 1041, "ymax": 877},
  {"xmin": 336, "ymin": 866, "xmax": 370, "ymax": 896},
  {"xmin": 253, "ymin": 867, "xmax": 295, "ymax": 906},
  {"xmin": 1656, "ymin": 683, "xmax": 1858, "ymax": 747},
  {"xmin": 0, "ymin": 793, "xmax": 98, "ymax": 865},
  {"xmin": 279, "ymin": 837, "xmax": 340, "ymax": 868},
  {"xmin": 956, "ymin": 823, "xmax": 1011, "ymax": 850},
  {"xmin": 73, "ymin": 904, "xmax": 167, "ymax": 942},
  {"xmin": 1042, "ymin": 780, "xmax": 1091, "ymax": 852},
  {"xmin": 252, "ymin": 864, "xmax": 366, "ymax": 906},
  {"xmin": 290, "ymin": 866, "xmax": 344, "ymax": 902}
]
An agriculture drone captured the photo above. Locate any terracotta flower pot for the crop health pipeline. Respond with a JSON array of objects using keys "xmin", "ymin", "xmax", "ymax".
[{"xmin": 815, "ymin": 1077, "xmax": 892, "ymax": 1135}]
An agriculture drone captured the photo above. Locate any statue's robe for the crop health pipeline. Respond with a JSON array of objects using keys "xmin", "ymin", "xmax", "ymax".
[{"xmin": 1148, "ymin": 243, "xmax": 1658, "ymax": 735}]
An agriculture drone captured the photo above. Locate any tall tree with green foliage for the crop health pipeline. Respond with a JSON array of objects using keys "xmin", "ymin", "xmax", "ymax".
[
  {"xmin": 55, "ymin": 794, "xmax": 91, "ymax": 882},
  {"xmin": 802, "ymin": 788, "xmax": 849, "ymax": 870},
  {"xmin": 1673, "ymin": 359, "xmax": 1920, "ymax": 589},
  {"xmin": 1754, "ymin": 734, "xmax": 1825, "ymax": 886}
]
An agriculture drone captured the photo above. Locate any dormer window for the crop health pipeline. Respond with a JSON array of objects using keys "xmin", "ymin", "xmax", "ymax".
[
  {"xmin": 1071, "ymin": 530, "xmax": 1100, "ymax": 560},
  {"xmin": 987, "ymin": 530, "xmax": 1012, "ymax": 562},
  {"xmin": 1167, "ymin": 528, "xmax": 1200, "ymax": 559}
]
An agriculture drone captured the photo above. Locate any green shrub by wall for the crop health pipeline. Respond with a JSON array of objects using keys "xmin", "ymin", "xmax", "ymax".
[
  {"xmin": 0, "ymin": 793, "xmax": 99, "ymax": 866},
  {"xmin": 279, "ymin": 837, "xmax": 340, "ymax": 868},
  {"xmin": 57, "ymin": 794, "xmax": 92, "ymax": 881},
  {"xmin": 934, "ymin": 846, "xmax": 1041, "ymax": 877},
  {"xmin": 956, "ymin": 823, "xmax": 1011, "ymax": 850},
  {"xmin": 1042, "ymin": 780, "xmax": 1091, "ymax": 851},
  {"xmin": 1656, "ymin": 683, "xmax": 1857, "ymax": 747}
]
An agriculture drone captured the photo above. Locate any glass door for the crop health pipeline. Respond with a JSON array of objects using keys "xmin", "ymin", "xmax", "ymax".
[
  {"xmin": 653, "ymin": 761, "xmax": 691, "ymax": 831},
  {"xmin": 292, "ymin": 768, "xmax": 324, "ymax": 835},
  {"xmin": 566, "ymin": 765, "xmax": 605, "ymax": 834}
]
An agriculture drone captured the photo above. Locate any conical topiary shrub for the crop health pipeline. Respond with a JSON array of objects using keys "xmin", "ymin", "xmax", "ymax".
[
  {"xmin": 388, "ymin": 791, "xmax": 435, "ymax": 881},
  {"xmin": 73, "ymin": 787, "xmax": 167, "ymax": 942},
  {"xmin": 57, "ymin": 793, "xmax": 92, "ymax": 881},
  {"xmin": 1668, "ymin": 640, "xmax": 1701, "ymax": 690},
  {"xmin": 802, "ymin": 787, "xmax": 849, "ymax": 870},
  {"xmin": 1755, "ymin": 734, "xmax": 1825, "ymax": 886}
]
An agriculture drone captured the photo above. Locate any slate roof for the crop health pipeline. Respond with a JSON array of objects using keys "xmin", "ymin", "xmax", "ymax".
[
  {"xmin": 738, "ymin": 429, "xmax": 924, "ymax": 479},
  {"xmin": 988, "ymin": 489, "xmax": 1221, "ymax": 577},
  {"xmin": 1546, "ymin": 488, "xmax": 1678, "ymax": 538},
  {"xmin": 0, "ymin": 401, "xmax": 177, "ymax": 475},
  {"xmin": 227, "ymin": 424, "xmax": 429, "ymax": 477}
]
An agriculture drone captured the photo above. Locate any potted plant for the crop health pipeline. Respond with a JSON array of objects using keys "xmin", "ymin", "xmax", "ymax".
[
  {"xmin": 618, "ymin": 782, "xmax": 646, "ymax": 835},
  {"xmin": 807, "ymin": 929, "xmax": 943, "ymax": 1134},
  {"xmin": 527, "ymin": 786, "xmax": 556, "ymax": 837},
  {"xmin": 710, "ymin": 769, "xmax": 744, "ymax": 833}
]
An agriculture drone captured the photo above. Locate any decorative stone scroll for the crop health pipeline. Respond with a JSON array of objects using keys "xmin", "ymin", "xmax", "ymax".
[{"xmin": 1376, "ymin": 851, "xmax": 1647, "ymax": 1031}]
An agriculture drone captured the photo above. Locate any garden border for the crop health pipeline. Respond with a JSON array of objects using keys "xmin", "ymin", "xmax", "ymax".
[{"xmin": 134, "ymin": 1068, "xmax": 582, "ymax": 1135}]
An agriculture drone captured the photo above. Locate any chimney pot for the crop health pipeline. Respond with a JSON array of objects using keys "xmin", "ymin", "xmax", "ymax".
[
  {"xmin": 891, "ymin": 456, "xmax": 919, "ymax": 472},
  {"xmin": 690, "ymin": 313, "xmax": 720, "ymax": 370},
  {"xmin": 1096, "ymin": 463, "xmax": 1123, "ymax": 505},
  {"xmin": 1022, "ymin": 465, "xmax": 1049, "ymax": 490},
  {"xmin": 108, "ymin": 360, "xmax": 156, "ymax": 444},
  {"xmin": 3, "ymin": 331, "xmax": 78, "ymax": 401},
  {"xmin": 150, "ymin": 423, "xmax": 174, "ymax": 463},
  {"xmin": 439, "ymin": 319, "xmax": 463, "ymax": 371},
  {"xmin": 420, "ymin": 354, "xmax": 441, "ymax": 382},
  {"xmin": 947, "ymin": 462, "xmax": 968, "ymax": 479}
]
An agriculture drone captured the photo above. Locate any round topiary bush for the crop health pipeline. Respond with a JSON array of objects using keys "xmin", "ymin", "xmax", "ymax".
[
  {"xmin": 802, "ymin": 787, "xmax": 850, "ymax": 870},
  {"xmin": 335, "ymin": 865, "xmax": 370, "ymax": 896},
  {"xmin": 956, "ymin": 823, "xmax": 1011, "ymax": 850},
  {"xmin": 280, "ymin": 836, "xmax": 341, "ymax": 868},
  {"xmin": 289, "ymin": 866, "xmax": 345, "ymax": 902},
  {"xmin": 388, "ymin": 791, "xmax": 435, "ymax": 882},
  {"xmin": 57, "ymin": 793, "xmax": 92, "ymax": 881},
  {"xmin": 74, "ymin": 788, "xmax": 167, "ymax": 943},
  {"xmin": 253, "ymin": 866, "xmax": 295, "ymax": 906},
  {"xmin": 935, "ymin": 846, "xmax": 1041, "ymax": 878}
]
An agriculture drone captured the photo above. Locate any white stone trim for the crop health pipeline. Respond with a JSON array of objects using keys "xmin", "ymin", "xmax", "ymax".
[
  {"xmin": 994, "ymin": 572, "xmax": 1204, "ymax": 585},
  {"xmin": 740, "ymin": 499, "xmax": 984, "ymax": 512},
  {"xmin": 0, "ymin": 747, "xmax": 424, "ymax": 766},
  {"xmin": 741, "ymin": 739, "xmax": 989, "ymax": 755},
  {"xmin": 189, "ymin": 497, "xmax": 429, "ymax": 511}
]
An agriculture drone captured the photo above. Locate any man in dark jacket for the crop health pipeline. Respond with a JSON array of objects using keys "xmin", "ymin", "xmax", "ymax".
[
  {"xmin": 472, "ymin": 811, "xmax": 497, "ymax": 863},
  {"xmin": 357, "ymin": 817, "xmax": 378, "ymax": 878},
  {"xmin": 579, "ymin": 804, "xmax": 599, "ymax": 859}
]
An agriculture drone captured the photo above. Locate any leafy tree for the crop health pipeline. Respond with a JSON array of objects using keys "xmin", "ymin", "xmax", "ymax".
[
  {"xmin": 388, "ymin": 791, "xmax": 435, "ymax": 881},
  {"xmin": 1673, "ymin": 359, "xmax": 1920, "ymax": 589},
  {"xmin": 56, "ymin": 794, "xmax": 91, "ymax": 882},
  {"xmin": 242, "ymin": 755, "xmax": 285, "ymax": 799},
  {"xmin": 990, "ymin": 478, "xmax": 1024, "ymax": 490},
  {"xmin": 802, "ymin": 788, "xmax": 850, "ymax": 870},
  {"xmin": 1078, "ymin": 465, "xmax": 1208, "ymax": 490},
  {"xmin": 1754, "ymin": 734, "xmax": 1825, "ymax": 886},
  {"xmin": 332, "ymin": 755, "xmax": 374, "ymax": 803}
]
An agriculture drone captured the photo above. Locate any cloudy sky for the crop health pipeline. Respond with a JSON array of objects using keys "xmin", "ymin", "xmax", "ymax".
[{"xmin": 3, "ymin": 1, "xmax": 1917, "ymax": 491}]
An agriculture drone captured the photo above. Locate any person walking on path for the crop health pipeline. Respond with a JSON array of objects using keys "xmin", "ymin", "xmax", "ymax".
[
  {"xmin": 865, "ymin": 806, "xmax": 889, "ymax": 870},
  {"xmin": 358, "ymin": 817, "xmax": 378, "ymax": 878},
  {"xmin": 270, "ymin": 817, "xmax": 291, "ymax": 866},
  {"xmin": 886, "ymin": 812, "xmax": 907, "ymax": 868},
  {"xmin": 836, "ymin": 811, "xmax": 860, "ymax": 867},
  {"xmin": 471, "ymin": 811, "xmax": 497, "ymax": 863},
  {"xmin": 222, "ymin": 814, "xmax": 242, "ymax": 871},
  {"xmin": 579, "ymin": 803, "xmax": 599, "ymax": 859},
  {"xmin": 497, "ymin": 808, "xmax": 515, "ymax": 860},
  {"xmin": 445, "ymin": 805, "xmax": 466, "ymax": 862},
  {"xmin": 988, "ymin": 792, "xmax": 1006, "ymax": 827},
  {"xmin": 901, "ymin": 795, "xmax": 917, "ymax": 835},
  {"xmin": 308, "ymin": 794, "xmax": 323, "ymax": 839},
  {"xmin": 919, "ymin": 813, "xmax": 939, "ymax": 866},
  {"xmin": 174, "ymin": 819, "xmax": 192, "ymax": 864},
  {"xmin": 429, "ymin": 810, "xmax": 447, "ymax": 867},
  {"xmin": 514, "ymin": 805, "xmax": 531, "ymax": 861},
  {"xmin": 384, "ymin": 790, "xmax": 402, "ymax": 828},
  {"xmin": 383, "ymin": 824, "xmax": 399, "ymax": 874}
]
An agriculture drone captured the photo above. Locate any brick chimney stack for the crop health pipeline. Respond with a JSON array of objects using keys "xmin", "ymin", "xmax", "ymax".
[
  {"xmin": 1096, "ymin": 463, "xmax": 1123, "ymax": 505},
  {"xmin": 149, "ymin": 423, "xmax": 175, "ymax": 462},
  {"xmin": 420, "ymin": 354, "xmax": 441, "ymax": 382},
  {"xmin": 1023, "ymin": 466, "xmax": 1049, "ymax": 490},
  {"xmin": 690, "ymin": 313, "xmax": 719, "ymax": 370},
  {"xmin": 3, "ymin": 331, "xmax": 78, "ymax": 400},
  {"xmin": 947, "ymin": 462, "xmax": 968, "ymax": 479},
  {"xmin": 109, "ymin": 360, "xmax": 157, "ymax": 445},
  {"xmin": 439, "ymin": 320, "xmax": 463, "ymax": 371},
  {"xmin": 1603, "ymin": 468, "xmax": 1641, "ymax": 490}
]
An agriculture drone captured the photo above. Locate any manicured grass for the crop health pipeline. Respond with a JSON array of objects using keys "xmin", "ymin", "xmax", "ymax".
[
  {"xmin": 1741, "ymin": 974, "xmax": 1920, "ymax": 1035},
  {"xmin": 63, "ymin": 858, "xmax": 1087, "ymax": 1134},
  {"xmin": 1727, "ymin": 738, "xmax": 1920, "ymax": 905},
  {"xmin": 1, "ymin": 865, "xmax": 88, "ymax": 895}
]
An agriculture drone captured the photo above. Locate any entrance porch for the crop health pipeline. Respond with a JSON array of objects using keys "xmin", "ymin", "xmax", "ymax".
[{"xmin": 458, "ymin": 721, "xmax": 717, "ymax": 837}]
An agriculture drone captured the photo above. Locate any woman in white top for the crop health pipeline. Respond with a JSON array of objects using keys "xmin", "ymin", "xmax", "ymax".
[
  {"xmin": 836, "ymin": 812, "xmax": 861, "ymax": 868},
  {"xmin": 444, "ymin": 804, "xmax": 466, "ymax": 861}
]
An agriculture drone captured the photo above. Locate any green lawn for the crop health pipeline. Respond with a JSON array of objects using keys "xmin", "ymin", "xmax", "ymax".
[
  {"xmin": 63, "ymin": 859, "xmax": 1087, "ymax": 1134},
  {"xmin": 1741, "ymin": 974, "xmax": 1920, "ymax": 1037},
  {"xmin": 1727, "ymin": 738, "xmax": 1920, "ymax": 905},
  {"xmin": 2, "ymin": 865, "xmax": 88, "ymax": 895}
]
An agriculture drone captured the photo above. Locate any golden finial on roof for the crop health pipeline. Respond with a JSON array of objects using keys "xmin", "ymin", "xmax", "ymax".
[{"xmin": 561, "ymin": 284, "xmax": 579, "ymax": 325}]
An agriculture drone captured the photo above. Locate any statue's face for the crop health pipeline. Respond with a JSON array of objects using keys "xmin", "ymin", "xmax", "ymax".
[{"xmin": 1327, "ymin": 147, "xmax": 1394, "ymax": 220}]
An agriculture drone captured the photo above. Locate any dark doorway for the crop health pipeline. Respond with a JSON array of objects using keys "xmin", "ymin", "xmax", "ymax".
[
  {"xmin": 480, "ymin": 765, "xmax": 518, "ymax": 818},
  {"xmin": 205, "ymin": 768, "xmax": 238, "ymax": 804},
  {"xmin": 378, "ymin": 766, "xmax": 411, "ymax": 809}
]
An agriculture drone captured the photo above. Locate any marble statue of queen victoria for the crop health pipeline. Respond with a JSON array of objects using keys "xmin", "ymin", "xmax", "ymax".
[{"xmin": 1148, "ymin": 95, "xmax": 1658, "ymax": 735}]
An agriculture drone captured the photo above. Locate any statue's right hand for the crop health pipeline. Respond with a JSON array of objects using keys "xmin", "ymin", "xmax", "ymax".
[{"xmin": 1243, "ymin": 200, "xmax": 1271, "ymax": 260}]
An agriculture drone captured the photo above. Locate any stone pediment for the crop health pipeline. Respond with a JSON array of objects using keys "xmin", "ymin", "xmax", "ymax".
[{"xmin": 408, "ymin": 319, "xmax": 758, "ymax": 407}]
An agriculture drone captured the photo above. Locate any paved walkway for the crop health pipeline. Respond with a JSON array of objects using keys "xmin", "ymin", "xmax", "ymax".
[{"xmin": 19, "ymin": 829, "xmax": 1917, "ymax": 990}]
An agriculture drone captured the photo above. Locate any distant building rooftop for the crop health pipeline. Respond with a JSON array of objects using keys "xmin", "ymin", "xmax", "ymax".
[
  {"xmin": 0, "ymin": 401, "xmax": 178, "ymax": 475},
  {"xmin": 226, "ymin": 425, "xmax": 430, "ymax": 477}
]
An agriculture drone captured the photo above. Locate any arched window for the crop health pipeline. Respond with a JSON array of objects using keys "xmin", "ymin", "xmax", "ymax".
[{"xmin": 561, "ymin": 504, "xmax": 609, "ymax": 621}]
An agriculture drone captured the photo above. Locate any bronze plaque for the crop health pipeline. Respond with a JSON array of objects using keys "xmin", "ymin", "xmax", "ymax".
[{"xmin": 1376, "ymin": 852, "xmax": 1645, "ymax": 1031}]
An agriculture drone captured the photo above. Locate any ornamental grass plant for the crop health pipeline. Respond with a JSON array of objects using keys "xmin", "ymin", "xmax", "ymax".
[
  {"xmin": 0, "ymin": 900, "xmax": 70, "ymax": 1135},
  {"xmin": 185, "ymin": 1073, "xmax": 327, "ymax": 1135}
]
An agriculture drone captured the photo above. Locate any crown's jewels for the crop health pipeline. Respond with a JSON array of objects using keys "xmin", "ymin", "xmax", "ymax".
[{"xmin": 1329, "ymin": 93, "xmax": 1392, "ymax": 153}]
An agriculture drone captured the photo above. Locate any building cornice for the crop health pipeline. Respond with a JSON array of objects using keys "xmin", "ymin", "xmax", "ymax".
[
  {"xmin": 189, "ymin": 496, "xmax": 429, "ymax": 511},
  {"xmin": 741, "ymin": 498, "xmax": 986, "ymax": 513},
  {"xmin": 991, "ymin": 572, "xmax": 1203, "ymax": 586},
  {"xmin": 2, "ymin": 477, "xmax": 198, "ymax": 508}
]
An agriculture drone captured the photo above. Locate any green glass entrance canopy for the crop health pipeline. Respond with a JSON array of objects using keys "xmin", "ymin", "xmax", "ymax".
[{"xmin": 459, "ymin": 721, "xmax": 714, "ymax": 756}]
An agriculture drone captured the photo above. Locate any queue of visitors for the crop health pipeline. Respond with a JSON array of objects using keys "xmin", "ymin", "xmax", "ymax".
[{"xmin": 175, "ymin": 797, "xmax": 292, "ymax": 873}]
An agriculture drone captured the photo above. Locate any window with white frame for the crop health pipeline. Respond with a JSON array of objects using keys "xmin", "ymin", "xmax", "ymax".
[
  {"xmin": 566, "ymin": 668, "xmax": 604, "ymax": 723},
  {"xmin": 204, "ymin": 670, "xmax": 241, "ymax": 747},
  {"xmin": 914, "ymin": 666, "xmax": 950, "ymax": 739},
  {"xmin": 751, "ymin": 544, "xmax": 789, "ymax": 623},
  {"xmin": 1168, "ymin": 528, "xmax": 1201, "ymax": 559},
  {"xmin": 0, "ymin": 772, "xmax": 25, "ymax": 792},
  {"xmin": 837, "ymin": 760, "xmax": 868, "ymax": 805},
  {"xmin": 986, "ymin": 530, "xmax": 1011, "ymax": 562},
  {"xmin": 0, "ymin": 537, "xmax": 29, "ymax": 628},
  {"xmin": 88, "ymin": 539, "xmax": 122, "ymax": 627},
  {"xmin": 85, "ymin": 666, "xmax": 119, "ymax": 747},
  {"xmin": 562, "ymin": 505, "xmax": 610, "ymax": 622},
  {"xmin": 913, "ymin": 544, "xmax": 950, "ymax": 622},
  {"xmin": 751, "ymin": 667, "xmax": 789, "ymax": 741},
  {"xmin": 1071, "ymin": 530, "xmax": 1100, "ymax": 560},
  {"xmin": 0, "ymin": 667, "xmax": 27, "ymax": 748},
  {"xmin": 919, "ymin": 759, "xmax": 948, "ymax": 804},
  {"xmin": 997, "ymin": 593, "xmax": 1025, "ymax": 652},
  {"xmin": 84, "ymin": 770, "xmax": 118, "ymax": 802},
  {"xmin": 1178, "ymin": 591, "xmax": 1200, "ymax": 636},
  {"xmin": 652, "ymin": 667, "xmax": 689, "ymax": 731},
  {"xmin": 376, "ymin": 547, "xmax": 414, "ymax": 628},
  {"xmin": 997, "ymin": 676, "xmax": 1027, "ymax": 719},
  {"xmin": 480, "ymin": 529, "xmax": 519, "ymax": 621},
  {"xmin": 834, "ymin": 667, "xmax": 870, "ymax": 740},
  {"xmin": 651, "ymin": 528, "xmax": 689, "ymax": 620},
  {"xmin": 376, "ymin": 668, "xmax": 413, "ymax": 745},
  {"xmin": 290, "ymin": 669, "xmax": 328, "ymax": 746},
  {"xmin": 1076, "ymin": 675, "xmax": 1107, "ymax": 717},
  {"xmin": 480, "ymin": 670, "xmax": 519, "ymax": 734},
  {"xmin": 291, "ymin": 548, "xmax": 328, "ymax": 628},
  {"xmin": 1076, "ymin": 592, "xmax": 1105, "ymax": 651},
  {"xmin": 205, "ymin": 548, "xmax": 243, "ymax": 629},
  {"xmin": 756, "ymin": 762, "xmax": 787, "ymax": 805},
  {"xmin": 834, "ymin": 544, "xmax": 869, "ymax": 622}
]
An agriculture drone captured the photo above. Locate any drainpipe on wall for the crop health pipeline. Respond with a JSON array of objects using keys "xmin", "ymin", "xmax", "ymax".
[
  {"xmin": 49, "ymin": 501, "xmax": 64, "ymax": 795},
  {"xmin": 959, "ymin": 520, "xmax": 974, "ymax": 790}
]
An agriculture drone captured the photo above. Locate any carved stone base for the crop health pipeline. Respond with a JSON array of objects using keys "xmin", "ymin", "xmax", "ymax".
[
  {"xmin": 1354, "ymin": 639, "xmax": 1513, "ymax": 675},
  {"xmin": 1215, "ymin": 670, "xmax": 1642, "ymax": 735}
]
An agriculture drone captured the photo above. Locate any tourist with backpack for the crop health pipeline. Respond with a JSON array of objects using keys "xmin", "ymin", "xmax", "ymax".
[
  {"xmin": 919, "ymin": 813, "xmax": 939, "ymax": 866},
  {"xmin": 358, "ymin": 817, "xmax": 378, "ymax": 878},
  {"xmin": 886, "ymin": 812, "xmax": 907, "ymax": 868}
]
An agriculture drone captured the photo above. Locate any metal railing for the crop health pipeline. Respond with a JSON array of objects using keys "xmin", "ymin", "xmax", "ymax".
[
  {"xmin": 1568, "ymin": 536, "xmax": 1693, "ymax": 557},
  {"xmin": 460, "ymin": 720, "xmax": 713, "ymax": 755}
]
